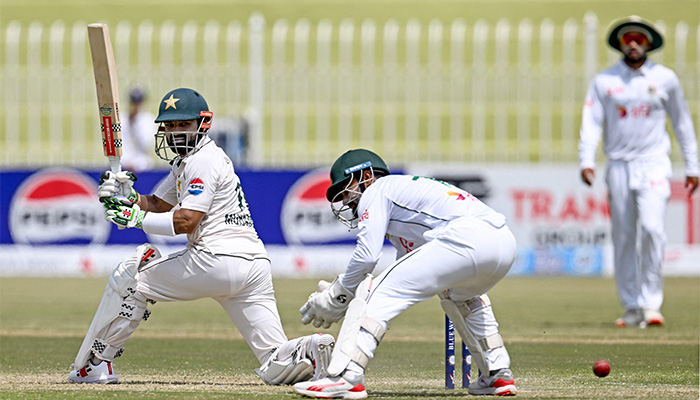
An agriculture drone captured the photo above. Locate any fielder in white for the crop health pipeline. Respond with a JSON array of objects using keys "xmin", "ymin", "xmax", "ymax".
[
  {"xmin": 578, "ymin": 16, "xmax": 699, "ymax": 328},
  {"xmin": 293, "ymin": 149, "xmax": 517, "ymax": 399},
  {"xmin": 69, "ymin": 88, "xmax": 334, "ymax": 385},
  {"xmin": 120, "ymin": 85, "xmax": 156, "ymax": 172}
]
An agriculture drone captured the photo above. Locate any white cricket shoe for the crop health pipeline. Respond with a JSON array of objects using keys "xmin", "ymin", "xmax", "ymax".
[
  {"xmin": 642, "ymin": 309, "xmax": 665, "ymax": 327},
  {"xmin": 467, "ymin": 368, "xmax": 517, "ymax": 396},
  {"xmin": 293, "ymin": 376, "xmax": 367, "ymax": 399},
  {"xmin": 69, "ymin": 360, "xmax": 118, "ymax": 384},
  {"xmin": 615, "ymin": 308, "xmax": 644, "ymax": 328}
]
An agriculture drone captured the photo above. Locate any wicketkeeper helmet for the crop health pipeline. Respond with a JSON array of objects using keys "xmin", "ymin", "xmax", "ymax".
[
  {"xmin": 326, "ymin": 149, "xmax": 390, "ymax": 202},
  {"xmin": 327, "ymin": 149, "xmax": 390, "ymax": 229}
]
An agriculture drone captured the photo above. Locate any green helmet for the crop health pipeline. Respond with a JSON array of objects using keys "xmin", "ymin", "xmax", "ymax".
[
  {"xmin": 154, "ymin": 88, "xmax": 213, "ymax": 161},
  {"xmin": 326, "ymin": 149, "xmax": 390, "ymax": 201},
  {"xmin": 155, "ymin": 88, "xmax": 209, "ymax": 122}
]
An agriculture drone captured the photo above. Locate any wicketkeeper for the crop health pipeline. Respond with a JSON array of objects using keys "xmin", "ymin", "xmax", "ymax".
[
  {"xmin": 293, "ymin": 149, "xmax": 517, "ymax": 398},
  {"xmin": 69, "ymin": 88, "xmax": 334, "ymax": 385}
]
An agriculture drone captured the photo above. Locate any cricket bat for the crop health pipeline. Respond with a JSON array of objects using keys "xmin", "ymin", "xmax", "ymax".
[{"xmin": 87, "ymin": 23, "xmax": 122, "ymax": 174}]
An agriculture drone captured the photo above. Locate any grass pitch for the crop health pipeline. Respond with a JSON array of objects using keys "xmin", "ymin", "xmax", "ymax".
[{"xmin": 0, "ymin": 276, "xmax": 698, "ymax": 399}]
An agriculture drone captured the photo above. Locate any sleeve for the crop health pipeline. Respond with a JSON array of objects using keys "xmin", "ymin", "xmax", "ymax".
[
  {"xmin": 578, "ymin": 77, "xmax": 605, "ymax": 170},
  {"xmin": 341, "ymin": 187, "xmax": 392, "ymax": 292},
  {"xmin": 153, "ymin": 171, "xmax": 178, "ymax": 207},
  {"xmin": 663, "ymin": 72, "xmax": 699, "ymax": 176},
  {"xmin": 179, "ymin": 156, "xmax": 217, "ymax": 213}
]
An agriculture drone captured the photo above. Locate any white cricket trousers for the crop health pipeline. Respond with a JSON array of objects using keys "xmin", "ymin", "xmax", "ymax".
[
  {"xmin": 110, "ymin": 247, "xmax": 288, "ymax": 363},
  {"xmin": 606, "ymin": 158, "xmax": 670, "ymax": 311},
  {"xmin": 350, "ymin": 220, "xmax": 517, "ymax": 378}
]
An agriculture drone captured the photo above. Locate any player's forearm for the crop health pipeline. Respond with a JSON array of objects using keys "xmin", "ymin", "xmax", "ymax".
[{"xmin": 137, "ymin": 194, "xmax": 173, "ymax": 213}]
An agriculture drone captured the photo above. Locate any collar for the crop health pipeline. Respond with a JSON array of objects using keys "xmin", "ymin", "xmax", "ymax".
[
  {"xmin": 171, "ymin": 138, "xmax": 213, "ymax": 170},
  {"xmin": 619, "ymin": 58, "xmax": 653, "ymax": 76}
]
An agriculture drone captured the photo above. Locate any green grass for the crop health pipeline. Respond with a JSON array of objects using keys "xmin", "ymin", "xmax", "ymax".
[{"xmin": 0, "ymin": 276, "xmax": 698, "ymax": 399}]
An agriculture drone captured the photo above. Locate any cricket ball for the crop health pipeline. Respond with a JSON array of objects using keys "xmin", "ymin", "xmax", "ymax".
[{"xmin": 593, "ymin": 360, "xmax": 610, "ymax": 377}]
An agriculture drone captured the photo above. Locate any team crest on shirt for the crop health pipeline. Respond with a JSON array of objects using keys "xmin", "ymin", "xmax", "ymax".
[
  {"xmin": 648, "ymin": 85, "xmax": 657, "ymax": 96},
  {"xmin": 187, "ymin": 178, "xmax": 205, "ymax": 195}
]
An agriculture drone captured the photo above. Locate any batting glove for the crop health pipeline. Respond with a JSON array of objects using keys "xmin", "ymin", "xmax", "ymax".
[
  {"xmin": 103, "ymin": 197, "xmax": 145, "ymax": 229},
  {"xmin": 300, "ymin": 274, "xmax": 354, "ymax": 329},
  {"xmin": 98, "ymin": 171, "xmax": 138, "ymax": 202}
]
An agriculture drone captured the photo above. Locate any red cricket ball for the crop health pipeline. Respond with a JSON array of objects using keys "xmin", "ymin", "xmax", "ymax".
[{"xmin": 593, "ymin": 359, "xmax": 610, "ymax": 377}]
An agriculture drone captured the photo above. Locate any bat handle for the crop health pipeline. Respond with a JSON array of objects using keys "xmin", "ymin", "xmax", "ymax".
[
  {"xmin": 107, "ymin": 156, "xmax": 126, "ymax": 230},
  {"xmin": 108, "ymin": 156, "xmax": 122, "ymax": 174}
]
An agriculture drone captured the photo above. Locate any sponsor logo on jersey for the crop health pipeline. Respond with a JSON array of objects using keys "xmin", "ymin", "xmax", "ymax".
[
  {"xmin": 9, "ymin": 168, "xmax": 110, "ymax": 244},
  {"xmin": 187, "ymin": 178, "xmax": 205, "ymax": 195}
]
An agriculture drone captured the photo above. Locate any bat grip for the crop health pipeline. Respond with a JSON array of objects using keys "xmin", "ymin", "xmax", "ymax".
[
  {"xmin": 108, "ymin": 156, "xmax": 122, "ymax": 174},
  {"xmin": 107, "ymin": 156, "xmax": 126, "ymax": 230}
]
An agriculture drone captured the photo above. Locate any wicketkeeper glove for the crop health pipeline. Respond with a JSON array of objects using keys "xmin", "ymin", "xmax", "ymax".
[
  {"xmin": 103, "ymin": 197, "xmax": 145, "ymax": 229},
  {"xmin": 98, "ymin": 170, "xmax": 138, "ymax": 203},
  {"xmin": 299, "ymin": 274, "xmax": 354, "ymax": 329}
]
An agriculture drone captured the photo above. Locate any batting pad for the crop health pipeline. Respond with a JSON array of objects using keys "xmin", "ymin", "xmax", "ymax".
[{"xmin": 72, "ymin": 243, "xmax": 156, "ymax": 369}]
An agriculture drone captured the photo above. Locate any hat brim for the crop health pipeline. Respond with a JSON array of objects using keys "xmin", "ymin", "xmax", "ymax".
[
  {"xmin": 608, "ymin": 20, "xmax": 663, "ymax": 52},
  {"xmin": 154, "ymin": 113, "xmax": 200, "ymax": 123},
  {"xmin": 326, "ymin": 178, "xmax": 350, "ymax": 202}
]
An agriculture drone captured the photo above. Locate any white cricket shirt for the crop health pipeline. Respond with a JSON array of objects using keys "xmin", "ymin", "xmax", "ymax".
[
  {"xmin": 578, "ymin": 59, "xmax": 699, "ymax": 176},
  {"xmin": 154, "ymin": 139, "xmax": 267, "ymax": 257},
  {"xmin": 342, "ymin": 175, "xmax": 507, "ymax": 290}
]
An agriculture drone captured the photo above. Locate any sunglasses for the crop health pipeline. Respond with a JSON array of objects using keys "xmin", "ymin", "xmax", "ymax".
[{"xmin": 620, "ymin": 32, "xmax": 650, "ymax": 47}]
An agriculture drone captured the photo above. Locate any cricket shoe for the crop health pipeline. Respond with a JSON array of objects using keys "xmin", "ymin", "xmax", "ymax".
[
  {"xmin": 467, "ymin": 368, "xmax": 517, "ymax": 396},
  {"xmin": 615, "ymin": 308, "xmax": 644, "ymax": 328},
  {"xmin": 298, "ymin": 333, "xmax": 336, "ymax": 380},
  {"xmin": 642, "ymin": 309, "xmax": 665, "ymax": 327},
  {"xmin": 69, "ymin": 359, "xmax": 118, "ymax": 384},
  {"xmin": 293, "ymin": 376, "xmax": 367, "ymax": 399}
]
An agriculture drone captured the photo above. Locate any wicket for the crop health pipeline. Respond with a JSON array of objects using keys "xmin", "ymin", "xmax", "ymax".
[{"xmin": 444, "ymin": 315, "xmax": 471, "ymax": 389}]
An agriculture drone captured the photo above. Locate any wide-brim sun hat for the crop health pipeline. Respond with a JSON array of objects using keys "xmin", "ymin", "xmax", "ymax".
[{"xmin": 607, "ymin": 15, "xmax": 663, "ymax": 52}]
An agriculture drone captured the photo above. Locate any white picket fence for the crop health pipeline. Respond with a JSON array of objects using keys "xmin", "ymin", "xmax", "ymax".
[{"xmin": 1, "ymin": 12, "xmax": 698, "ymax": 168}]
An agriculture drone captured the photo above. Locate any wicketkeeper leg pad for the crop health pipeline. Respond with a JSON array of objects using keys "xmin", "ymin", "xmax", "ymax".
[
  {"xmin": 72, "ymin": 244, "xmax": 159, "ymax": 369},
  {"xmin": 326, "ymin": 275, "xmax": 384, "ymax": 377},
  {"xmin": 440, "ymin": 292, "xmax": 503, "ymax": 378}
]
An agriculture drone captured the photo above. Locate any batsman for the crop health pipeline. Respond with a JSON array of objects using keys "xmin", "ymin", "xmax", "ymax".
[
  {"xmin": 69, "ymin": 88, "xmax": 334, "ymax": 385},
  {"xmin": 293, "ymin": 149, "xmax": 517, "ymax": 398}
]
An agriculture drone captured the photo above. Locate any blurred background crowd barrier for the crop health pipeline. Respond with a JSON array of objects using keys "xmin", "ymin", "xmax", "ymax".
[{"xmin": 1, "ymin": 12, "xmax": 697, "ymax": 169}]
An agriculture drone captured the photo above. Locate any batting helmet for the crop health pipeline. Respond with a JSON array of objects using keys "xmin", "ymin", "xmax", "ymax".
[
  {"xmin": 154, "ymin": 88, "xmax": 213, "ymax": 161},
  {"xmin": 155, "ymin": 88, "xmax": 210, "ymax": 123},
  {"xmin": 607, "ymin": 16, "xmax": 663, "ymax": 53}
]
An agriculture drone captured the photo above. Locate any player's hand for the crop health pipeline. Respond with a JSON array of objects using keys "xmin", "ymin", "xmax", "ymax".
[
  {"xmin": 581, "ymin": 168, "xmax": 595, "ymax": 186},
  {"xmin": 686, "ymin": 176, "xmax": 699, "ymax": 196},
  {"xmin": 116, "ymin": 171, "xmax": 138, "ymax": 202},
  {"xmin": 98, "ymin": 171, "xmax": 138, "ymax": 202},
  {"xmin": 103, "ymin": 197, "xmax": 145, "ymax": 229},
  {"xmin": 300, "ymin": 274, "xmax": 353, "ymax": 329}
]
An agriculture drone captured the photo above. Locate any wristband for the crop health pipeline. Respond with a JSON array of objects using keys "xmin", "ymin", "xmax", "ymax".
[{"xmin": 141, "ymin": 211, "xmax": 177, "ymax": 236}]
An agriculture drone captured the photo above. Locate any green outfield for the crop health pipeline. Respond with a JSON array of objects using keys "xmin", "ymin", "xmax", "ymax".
[{"xmin": 0, "ymin": 276, "xmax": 698, "ymax": 399}]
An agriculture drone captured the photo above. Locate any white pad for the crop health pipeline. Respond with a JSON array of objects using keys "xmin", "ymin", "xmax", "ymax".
[
  {"xmin": 72, "ymin": 244, "xmax": 159, "ymax": 369},
  {"xmin": 327, "ymin": 274, "xmax": 383, "ymax": 377},
  {"xmin": 440, "ymin": 292, "xmax": 503, "ymax": 378},
  {"xmin": 255, "ymin": 358, "xmax": 314, "ymax": 385}
]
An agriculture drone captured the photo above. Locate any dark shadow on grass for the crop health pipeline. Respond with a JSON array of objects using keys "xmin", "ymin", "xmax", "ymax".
[
  {"xmin": 369, "ymin": 390, "xmax": 471, "ymax": 398},
  {"xmin": 79, "ymin": 381, "xmax": 265, "ymax": 387}
]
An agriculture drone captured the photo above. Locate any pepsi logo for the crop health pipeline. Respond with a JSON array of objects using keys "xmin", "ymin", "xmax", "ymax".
[
  {"xmin": 9, "ymin": 168, "xmax": 110, "ymax": 244},
  {"xmin": 280, "ymin": 169, "xmax": 357, "ymax": 245},
  {"xmin": 187, "ymin": 178, "xmax": 205, "ymax": 195}
]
